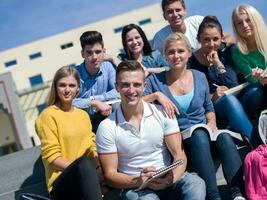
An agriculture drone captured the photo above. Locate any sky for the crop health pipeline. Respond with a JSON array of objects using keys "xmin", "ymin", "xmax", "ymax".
[{"xmin": 0, "ymin": 0, "xmax": 266, "ymax": 51}]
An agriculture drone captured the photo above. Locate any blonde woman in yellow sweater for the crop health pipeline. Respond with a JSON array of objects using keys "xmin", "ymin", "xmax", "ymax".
[{"xmin": 35, "ymin": 66, "xmax": 103, "ymax": 200}]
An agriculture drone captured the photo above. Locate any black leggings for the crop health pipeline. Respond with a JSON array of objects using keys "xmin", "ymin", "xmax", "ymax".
[{"xmin": 50, "ymin": 156, "xmax": 102, "ymax": 200}]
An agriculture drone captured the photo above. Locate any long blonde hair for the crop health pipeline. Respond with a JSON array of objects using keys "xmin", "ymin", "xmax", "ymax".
[
  {"xmin": 47, "ymin": 66, "xmax": 80, "ymax": 106},
  {"xmin": 232, "ymin": 4, "xmax": 267, "ymax": 63}
]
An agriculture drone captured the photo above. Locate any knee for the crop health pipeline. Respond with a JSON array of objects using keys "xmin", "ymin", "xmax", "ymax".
[
  {"xmin": 120, "ymin": 189, "xmax": 139, "ymax": 200},
  {"xmin": 76, "ymin": 156, "xmax": 95, "ymax": 173},
  {"xmin": 224, "ymin": 95, "xmax": 239, "ymax": 105},
  {"xmin": 181, "ymin": 172, "xmax": 206, "ymax": 199},
  {"xmin": 216, "ymin": 133, "xmax": 236, "ymax": 148},
  {"xmin": 243, "ymin": 84, "xmax": 264, "ymax": 99},
  {"xmin": 192, "ymin": 129, "xmax": 210, "ymax": 146},
  {"xmin": 121, "ymin": 189, "xmax": 159, "ymax": 200},
  {"xmin": 222, "ymin": 95, "xmax": 243, "ymax": 111}
]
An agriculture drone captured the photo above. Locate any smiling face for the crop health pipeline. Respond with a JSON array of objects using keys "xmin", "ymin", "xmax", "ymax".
[
  {"xmin": 116, "ymin": 70, "xmax": 145, "ymax": 107},
  {"xmin": 165, "ymin": 40, "xmax": 191, "ymax": 70},
  {"xmin": 198, "ymin": 27, "xmax": 222, "ymax": 54},
  {"xmin": 234, "ymin": 10, "xmax": 255, "ymax": 40},
  {"xmin": 163, "ymin": 1, "xmax": 186, "ymax": 29},
  {"xmin": 56, "ymin": 75, "xmax": 79, "ymax": 106},
  {"xmin": 81, "ymin": 43, "xmax": 105, "ymax": 74},
  {"xmin": 125, "ymin": 29, "xmax": 144, "ymax": 57}
]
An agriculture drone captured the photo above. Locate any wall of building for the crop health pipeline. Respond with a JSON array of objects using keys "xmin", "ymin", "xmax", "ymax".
[
  {"xmin": 0, "ymin": 3, "xmax": 166, "ymax": 90},
  {"xmin": 0, "ymin": 3, "xmax": 167, "ymax": 147},
  {"xmin": 0, "ymin": 73, "xmax": 32, "ymax": 152}
]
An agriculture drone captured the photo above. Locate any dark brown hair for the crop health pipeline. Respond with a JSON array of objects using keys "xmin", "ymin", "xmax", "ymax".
[
  {"xmin": 116, "ymin": 60, "xmax": 145, "ymax": 82},
  {"xmin": 197, "ymin": 15, "xmax": 223, "ymax": 40},
  {"xmin": 121, "ymin": 24, "xmax": 152, "ymax": 59}
]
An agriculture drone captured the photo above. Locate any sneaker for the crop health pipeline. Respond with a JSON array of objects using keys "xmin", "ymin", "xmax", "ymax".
[{"xmin": 233, "ymin": 196, "xmax": 246, "ymax": 200}]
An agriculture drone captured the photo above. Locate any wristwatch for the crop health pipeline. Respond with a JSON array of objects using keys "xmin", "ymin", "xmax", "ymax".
[
  {"xmin": 89, "ymin": 96, "xmax": 95, "ymax": 101},
  {"xmin": 216, "ymin": 65, "xmax": 226, "ymax": 74}
]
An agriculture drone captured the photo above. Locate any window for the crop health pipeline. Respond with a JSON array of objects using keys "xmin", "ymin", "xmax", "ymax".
[
  {"xmin": 138, "ymin": 18, "xmax": 152, "ymax": 26},
  {"xmin": 114, "ymin": 26, "xmax": 124, "ymax": 33},
  {"xmin": 4, "ymin": 60, "xmax": 17, "ymax": 68},
  {"xmin": 29, "ymin": 74, "xmax": 44, "ymax": 87},
  {"xmin": 37, "ymin": 103, "xmax": 47, "ymax": 114},
  {"xmin": 61, "ymin": 42, "xmax": 73, "ymax": 50},
  {"xmin": 29, "ymin": 52, "xmax": 42, "ymax": 60}
]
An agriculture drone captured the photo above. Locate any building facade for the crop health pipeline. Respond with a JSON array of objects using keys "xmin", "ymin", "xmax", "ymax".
[{"xmin": 0, "ymin": 3, "xmax": 167, "ymax": 149}]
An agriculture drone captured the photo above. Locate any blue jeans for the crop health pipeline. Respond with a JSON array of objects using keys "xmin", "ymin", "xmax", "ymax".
[
  {"xmin": 214, "ymin": 84, "xmax": 264, "ymax": 147},
  {"xmin": 184, "ymin": 129, "xmax": 243, "ymax": 200},
  {"xmin": 239, "ymin": 83, "xmax": 264, "ymax": 118},
  {"xmin": 121, "ymin": 172, "xmax": 206, "ymax": 200},
  {"xmin": 214, "ymin": 94, "xmax": 253, "ymax": 139}
]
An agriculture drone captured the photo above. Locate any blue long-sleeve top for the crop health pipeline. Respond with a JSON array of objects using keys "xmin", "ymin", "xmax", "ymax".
[
  {"xmin": 188, "ymin": 46, "xmax": 239, "ymax": 94},
  {"xmin": 144, "ymin": 69, "xmax": 214, "ymax": 131},
  {"xmin": 72, "ymin": 61, "xmax": 120, "ymax": 116},
  {"xmin": 118, "ymin": 50, "xmax": 170, "ymax": 69}
]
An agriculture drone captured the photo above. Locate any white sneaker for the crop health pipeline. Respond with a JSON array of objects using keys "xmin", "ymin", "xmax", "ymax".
[{"xmin": 233, "ymin": 196, "xmax": 246, "ymax": 200}]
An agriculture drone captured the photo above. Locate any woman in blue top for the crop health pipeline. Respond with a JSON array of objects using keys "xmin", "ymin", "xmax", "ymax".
[
  {"xmin": 143, "ymin": 33, "xmax": 245, "ymax": 200},
  {"xmin": 106, "ymin": 24, "xmax": 169, "ymax": 75},
  {"xmin": 188, "ymin": 16, "xmax": 259, "ymax": 147}
]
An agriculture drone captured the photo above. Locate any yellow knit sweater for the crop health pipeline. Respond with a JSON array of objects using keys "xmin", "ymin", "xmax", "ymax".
[{"xmin": 35, "ymin": 106, "xmax": 97, "ymax": 192}]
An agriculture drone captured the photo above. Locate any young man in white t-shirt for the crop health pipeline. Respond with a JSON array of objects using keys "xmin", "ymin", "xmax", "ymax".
[
  {"xmin": 152, "ymin": 0, "xmax": 234, "ymax": 53},
  {"xmin": 96, "ymin": 60, "xmax": 205, "ymax": 200}
]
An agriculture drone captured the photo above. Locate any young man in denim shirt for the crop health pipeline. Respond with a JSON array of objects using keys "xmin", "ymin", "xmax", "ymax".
[{"xmin": 73, "ymin": 31, "xmax": 120, "ymax": 132}]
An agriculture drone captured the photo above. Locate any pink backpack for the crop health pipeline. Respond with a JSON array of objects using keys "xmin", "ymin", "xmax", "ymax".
[{"xmin": 244, "ymin": 110, "xmax": 267, "ymax": 200}]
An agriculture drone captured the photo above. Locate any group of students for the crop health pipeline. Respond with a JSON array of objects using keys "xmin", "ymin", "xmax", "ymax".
[{"xmin": 34, "ymin": 0, "xmax": 267, "ymax": 200}]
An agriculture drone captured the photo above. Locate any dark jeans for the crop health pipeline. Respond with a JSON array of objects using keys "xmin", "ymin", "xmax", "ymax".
[
  {"xmin": 184, "ymin": 129, "xmax": 243, "ymax": 200},
  {"xmin": 239, "ymin": 83, "xmax": 264, "ymax": 118},
  {"xmin": 50, "ymin": 156, "xmax": 102, "ymax": 200},
  {"xmin": 214, "ymin": 83, "xmax": 265, "ymax": 147}
]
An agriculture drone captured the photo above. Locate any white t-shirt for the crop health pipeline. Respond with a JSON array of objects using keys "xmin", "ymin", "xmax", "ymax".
[
  {"xmin": 96, "ymin": 101, "xmax": 180, "ymax": 176},
  {"xmin": 152, "ymin": 15, "xmax": 204, "ymax": 53}
]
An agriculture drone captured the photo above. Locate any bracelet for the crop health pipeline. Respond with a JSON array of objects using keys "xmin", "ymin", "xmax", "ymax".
[
  {"xmin": 216, "ymin": 64, "xmax": 226, "ymax": 74},
  {"xmin": 90, "ymin": 96, "xmax": 95, "ymax": 101}
]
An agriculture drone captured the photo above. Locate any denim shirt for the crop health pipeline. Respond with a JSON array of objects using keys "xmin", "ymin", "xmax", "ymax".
[
  {"xmin": 72, "ymin": 61, "xmax": 120, "ymax": 116},
  {"xmin": 118, "ymin": 50, "xmax": 169, "ymax": 69},
  {"xmin": 144, "ymin": 69, "xmax": 214, "ymax": 131}
]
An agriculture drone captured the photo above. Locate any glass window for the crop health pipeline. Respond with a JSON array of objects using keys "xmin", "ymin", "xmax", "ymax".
[
  {"xmin": 138, "ymin": 18, "xmax": 152, "ymax": 26},
  {"xmin": 61, "ymin": 42, "xmax": 73, "ymax": 50},
  {"xmin": 29, "ymin": 74, "xmax": 43, "ymax": 87},
  {"xmin": 37, "ymin": 103, "xmax": 47, "ymax": 114},
  {"xmin": 29, "ymin": 52, "xmax": 42, "ymax": 60},
  {"xmin": 4, "ymin": 60, "xmax": 17, "ymax": 68},
  {"xmin": 114, "ymin": 26, "xmax": 124, "ymax": 33}
]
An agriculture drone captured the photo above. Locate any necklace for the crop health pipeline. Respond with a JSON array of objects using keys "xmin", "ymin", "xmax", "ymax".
[
  {"xmin": 167, "ymin": 69, "xmax": 191, "ymax": 95},
  {"xmin": 174, "ymin": 78, "xmax": 188, "ymax": 95},
  {"xmin": 167, "ymin": 74, "xmax": 188, "ymax": 95}
]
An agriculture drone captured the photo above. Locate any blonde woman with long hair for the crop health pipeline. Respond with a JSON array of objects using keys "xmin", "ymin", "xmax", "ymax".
[
  {"xmin": 231, "ymin": 4, "xmax": 267, "ymax": 119},
  {"xmin": 35, "ymin": 66, "xmax": 103, "ymax": 200},
  {"xmin": 144, "ymin": 33, "xmax": 245, "ymax": 200}
]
